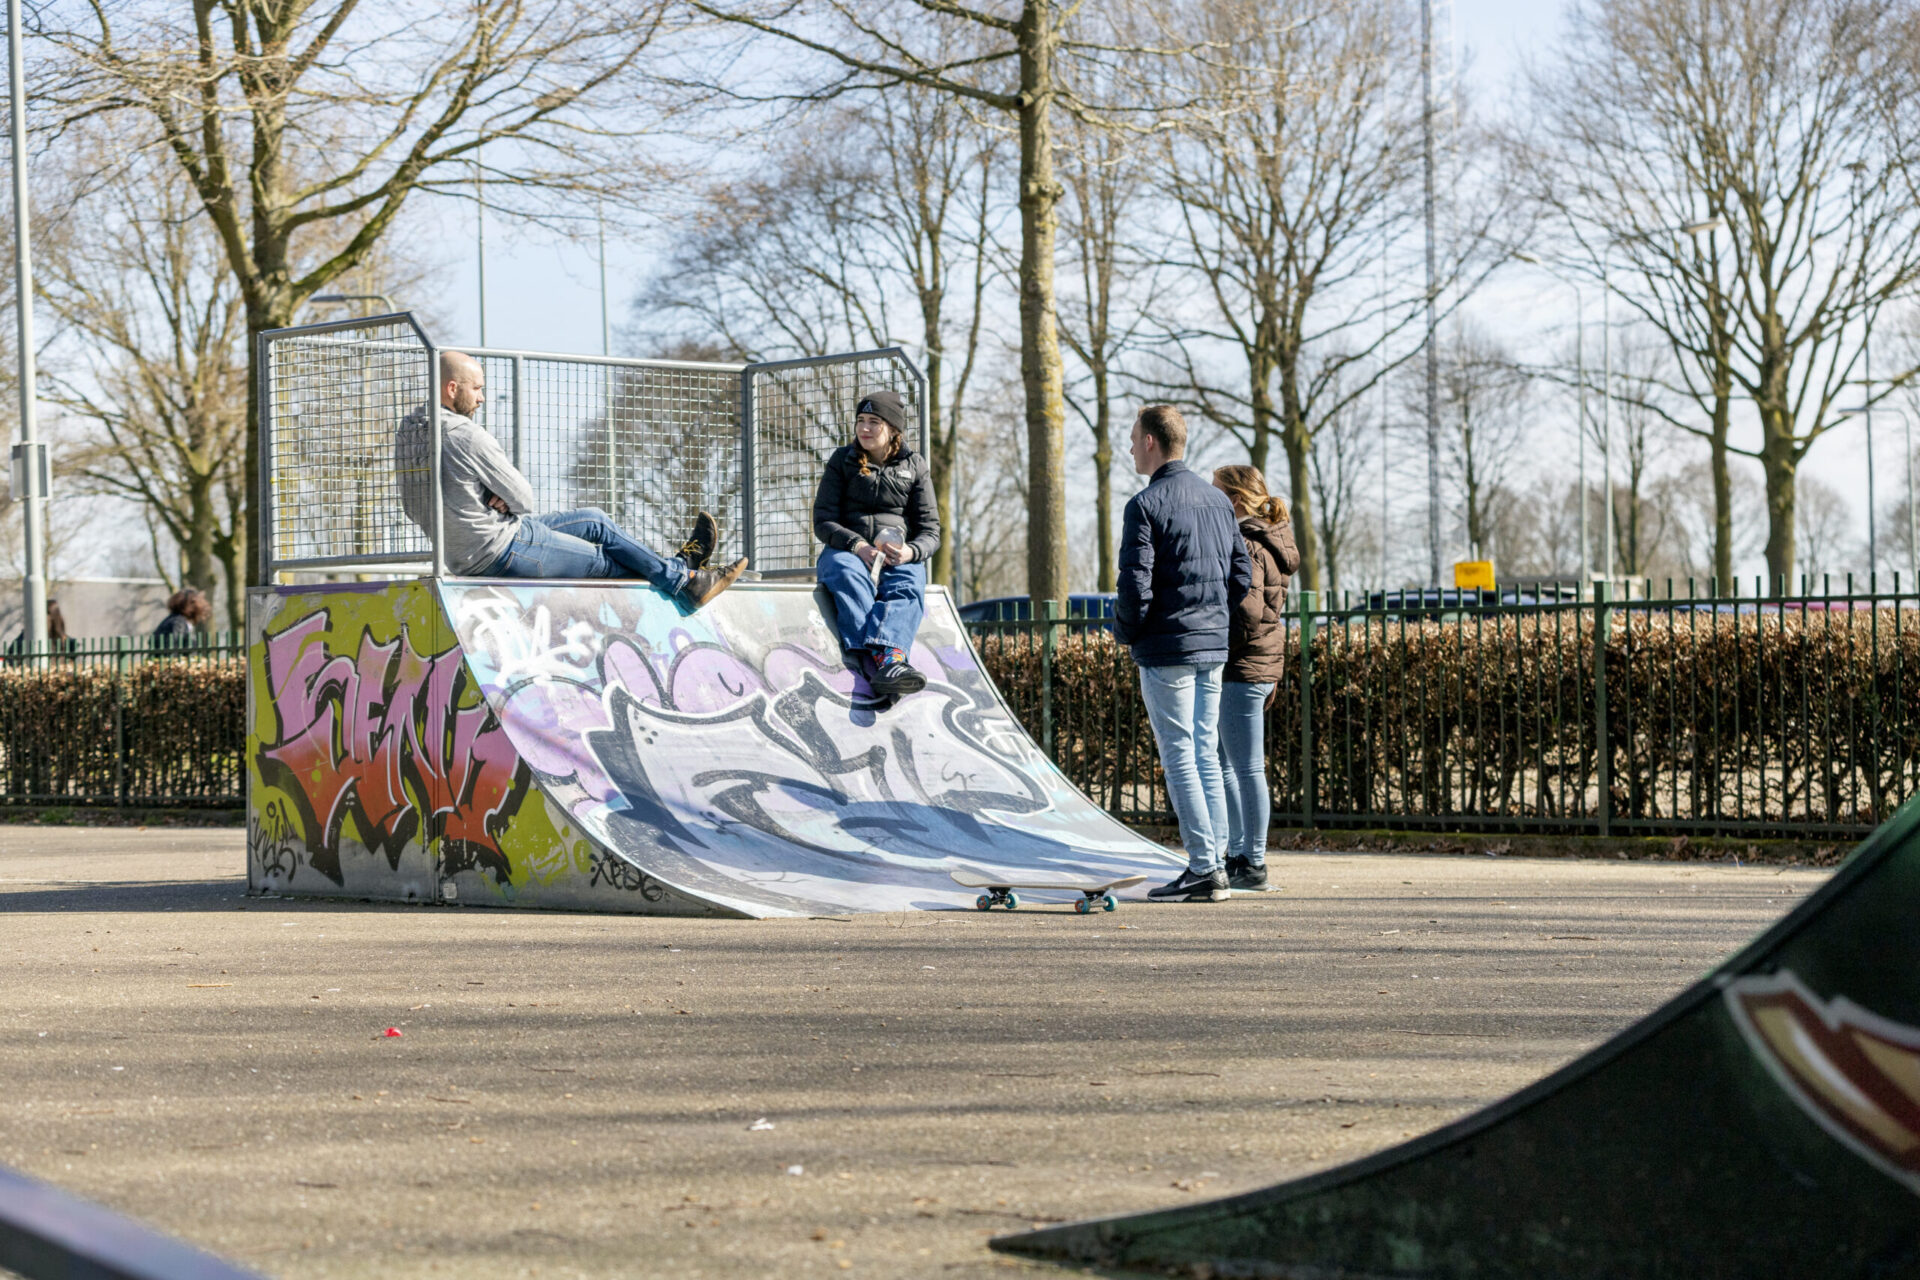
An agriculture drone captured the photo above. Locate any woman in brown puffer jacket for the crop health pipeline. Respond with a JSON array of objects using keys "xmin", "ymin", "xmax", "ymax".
[{"xmin": 1210, "ymin": 465, "xmax": 1301, "ymax": 891}]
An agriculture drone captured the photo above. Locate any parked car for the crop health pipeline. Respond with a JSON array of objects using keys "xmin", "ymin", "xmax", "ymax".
[
  {"xmin": 1346, "ymin": 585, "xmax": 1581, "ymax": 623},
  {"xmin": 957, "ymin": 593, "xmax": 1117, "ymax": 626}
]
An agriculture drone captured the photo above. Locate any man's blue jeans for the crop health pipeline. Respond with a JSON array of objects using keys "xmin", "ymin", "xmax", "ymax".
[
  {"xmin": 479, "ymin": 508, "xmax": 689, "ymax": 593},
  {"xmin": 817, "ymin": 548, "xmax": 926, "ymax": 656},
  {"xmin": 1218, "ymin": 680, "xmax": 1275, "ymax": 866},
  {"xmin": 1138, "ymin": 662, "xmax": 1227, "ymax": 875}
]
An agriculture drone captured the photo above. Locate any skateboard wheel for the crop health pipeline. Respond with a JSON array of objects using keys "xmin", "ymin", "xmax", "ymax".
[
  {"xmin": 1102, "ymin": 894, "xmax": 1117, "ymax": 912},
  {"xmin": 1004, "ymin": 892, "xmax": 1019, "ymax": 910},
  {"xmin": 1074, "ymin": 897, "xmax": 1092, "ymax": 914},
  {"xmin": 975, "ymin": 894, "xmax": 993, "ymax": 912}
]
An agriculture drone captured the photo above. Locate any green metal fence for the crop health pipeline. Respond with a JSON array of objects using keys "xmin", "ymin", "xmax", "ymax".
[
  {"xmin": 966, "ymin": 579, "xmax": 1920, "ymax": 839},
  {"xmin": 0, "ymin": 632, "xmax": 246, "ymax": 808}
]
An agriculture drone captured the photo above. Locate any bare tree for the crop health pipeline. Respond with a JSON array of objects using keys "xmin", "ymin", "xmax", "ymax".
[
  {"xmin": 1795, "ymin": 475, "xmax": 1857, "ymax": 583},
  {"xmin": 1055, "ymin": 91, "xmax": 1158, "ymax": 593},
  {"xmin": 684, "ymin": 0, "xmax": 1194, "ymax": 606},
  {"xmin": 37, "ymin": 0, "xmax": 675, "ymax": 584},
  {"xmin": 37, "ymin": 151, "xmax": 246, "ymax": 624},
  {"xmin": 1403, "ymin": 326, "xmax": 1531, "ymax": 568},
  {"xmin": 1147, "ymin": 0, "xmax": 1505, "ymax": 592},
  {"xmin": 1305, "ymin": 382, "xmax": 1378, "ymax": 596},
  {"xmin": 1518, "ymin": 0, "xmax": 1920, "ymax": 583},
  {"xmin": 644, "ymin": 90, "xmax": 999, "ymax": 586}
]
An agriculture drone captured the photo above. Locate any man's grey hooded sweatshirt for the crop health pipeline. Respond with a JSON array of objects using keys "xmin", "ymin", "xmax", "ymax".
[{"xmin": 396, "ymin": 404, "xmax": 535, "ymax": 574}]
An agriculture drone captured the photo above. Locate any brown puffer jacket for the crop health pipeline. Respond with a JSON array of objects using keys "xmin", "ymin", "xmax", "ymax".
[{"xmin": 1225, "ymin": 515, "xmax": 1301, "ymax": 684}]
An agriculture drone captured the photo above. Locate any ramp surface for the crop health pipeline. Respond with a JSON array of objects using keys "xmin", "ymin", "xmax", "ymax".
[
  {"xmin": 437, "ymin": 580, "xmax": 1181, "ymax": 918},
  {"xmin": 993, "ymin": 802, "xmax": 1920, "ymax": 1278}
]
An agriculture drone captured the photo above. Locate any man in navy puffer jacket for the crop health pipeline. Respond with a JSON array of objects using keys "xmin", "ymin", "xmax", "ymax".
[{"xmin": 1116, "ymin": 405, "xmax": 1253, "ymax": 901}]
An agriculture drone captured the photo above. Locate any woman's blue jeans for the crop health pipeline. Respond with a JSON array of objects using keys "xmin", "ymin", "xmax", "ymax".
[
  {"xmin": 480, "ymin": 509, "xmax": 689, "ymax": 592},
  {"xmin": 1218, "ymin": 679, "xmax": 1275, "ymax": 865},
  {"xmin": 817, "ymin": 548, "xmax": 926, "ymax": 655},
  {"xmin": 1138, "ymin": 662, "xmax": 1227, "ymax": 875}
]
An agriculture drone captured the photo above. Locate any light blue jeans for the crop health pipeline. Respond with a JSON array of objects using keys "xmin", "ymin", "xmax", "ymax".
[
  {"xmin": 1218, "ymin": 680, "xmax": 1275, "ymax": 866},
  {"xmin": 1139, "ymin": 662, "xmax": 1227, "ymax": 875}
]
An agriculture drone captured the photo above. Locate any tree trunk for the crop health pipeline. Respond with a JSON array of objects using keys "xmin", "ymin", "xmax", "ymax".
[
  {"xmin": 924, "ymin": 321, "xmax": 953, "ymax": 587},
  {"xmin": 181, "ymin": 474, "xmax": 219, "ymax": 595},
  {"xmin": 1709, "ymin": 385, "xmax": 1734, "ymax": 590},
  {"xmin": 1092, "ymin": 356, "xmax": 1114, "ymax": 592},
  {"xmin": 1278, "ymin": 401, "xmax": 1319, "ymax": 594},
  {"xmin": 1760, "ymin": 409, "xmax": 1798, "ymax": 588},
  {"xmin": 1016, "ymin": 3, "xmax": 1068, "ymax": 605}
]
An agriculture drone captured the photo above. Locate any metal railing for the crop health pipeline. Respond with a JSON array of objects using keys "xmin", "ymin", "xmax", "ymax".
[
  {"xmin": 742, "ymin": 348, "xmax": 925, "ymax": 574},
  {"xmin": 0, "ymin": 632, "xmax": 244, "ymax": 808},
  {"xmin": 966, "ymin": 578, "xmax": 1920, "ymax": 840},
  {"xmin": 259, "ymin": 313, "xmax": 925, "ymax": 579}
]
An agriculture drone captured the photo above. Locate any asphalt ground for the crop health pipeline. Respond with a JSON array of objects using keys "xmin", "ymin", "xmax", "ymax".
[{"xmin": 0, "ymin": 828, "xmax": 1828, "ymax": 1279}]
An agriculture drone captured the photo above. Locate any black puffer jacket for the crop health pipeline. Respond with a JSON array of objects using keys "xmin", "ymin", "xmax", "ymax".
[
  {"xmin": 813, "ymin": 442, "xmax": 942, "ymax": 564},
  {"xmin": 1226, "ymin": 515, "xmax": 1300, "ymax": 684}
]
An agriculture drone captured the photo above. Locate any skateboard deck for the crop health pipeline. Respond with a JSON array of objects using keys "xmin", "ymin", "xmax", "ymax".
[{"xmin": 950, "ymin": 870, "xmax": 1147, "ymax": 914}]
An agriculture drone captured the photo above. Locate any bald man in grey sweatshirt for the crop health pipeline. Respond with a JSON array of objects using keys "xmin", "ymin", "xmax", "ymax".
[{"xmin": 396, "ymin": 351, "xmax": 746, "ymax": 605}]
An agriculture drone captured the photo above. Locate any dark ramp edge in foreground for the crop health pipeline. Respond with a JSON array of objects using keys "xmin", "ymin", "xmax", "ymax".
[{"xmin": 993, "ymin": 801, "xmax": 1920, "ymax": 1280}]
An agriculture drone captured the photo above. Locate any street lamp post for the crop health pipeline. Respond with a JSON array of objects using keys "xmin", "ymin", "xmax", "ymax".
[
  {"xmin": 1600, "ymin": 218, "xmax": 1724, "ymax": 595},
  {"xmin": 1841, "ymin": 403, "xmax": 1905, "ymax": 584},
  {"xmin": 311, "ymin": 293, "xmax": 398, "ymax": 316},
  {"xmin": 7, "ymin": 0, "xmax": 46, "ymax": 648}
]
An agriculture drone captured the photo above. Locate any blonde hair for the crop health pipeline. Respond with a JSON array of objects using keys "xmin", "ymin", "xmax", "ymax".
[{"xmin": 1212, "ymin": 465, "xmax": 1289, "ymax": 524}]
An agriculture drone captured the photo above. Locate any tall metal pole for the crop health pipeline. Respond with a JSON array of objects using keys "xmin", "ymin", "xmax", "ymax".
[
  {"xmin": 1866, "ymin": 336, "xmax": 1877, "ymax": 572},
  {"xmin": 1576, "ymin": 290, "xmax": 1588, "ymax": 590},
  {"xmin": 1420, "ymin": 0, "xmax": 1441, "ymax": 588},
  {"xmin": 1907, "ymin": 408, "xmax": 1915, "ymax": 586},
  {"xmin": 1601, "ymin": 247, "xmax": 1614, "ymax": 591},
  {"xmin": 597, "ymin": 207, "xmax": 611, "ymax": 357},
  {"xmin": 1380, "ymin": 237, "xmax": 1389, "ymax": 591},
  {"xmin": 474, "ymin": 157, "xmax": 487, "ymax": 346},
  {"xmin": 8, "ymin": 0, "xmax": 44, "ymax": 647}
]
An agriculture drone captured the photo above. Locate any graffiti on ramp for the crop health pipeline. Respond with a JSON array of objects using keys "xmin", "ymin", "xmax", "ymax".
[{"xmin": 440, "ymin": 581, "xmax": 1179, "ymax": 917}]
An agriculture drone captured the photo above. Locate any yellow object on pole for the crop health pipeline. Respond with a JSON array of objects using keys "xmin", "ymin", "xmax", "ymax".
[{"xmin": 1454, "ymin": 560, "xmax": 1495, "ymax": 590}]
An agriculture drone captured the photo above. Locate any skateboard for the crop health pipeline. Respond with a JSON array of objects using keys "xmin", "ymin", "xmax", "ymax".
[{"xmin": 950, "ymin": 870, "xmax": 1147, "ymax": 914}]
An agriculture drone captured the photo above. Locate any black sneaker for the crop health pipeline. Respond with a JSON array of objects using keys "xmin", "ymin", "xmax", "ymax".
[
  {"xmin": 1148, "ymin": 867, "xmax": 1230, "ymax": 902},
  {"xmin": 867, "ymin": 656, "xmax": 927, "ymax": 700},
  {"xmin": 678, "ymin": 556, "xmax": 748, "ymax": 608},
  {"xmin": 1226, "ymin": 857, "xmax": 1268, "ymax": 891},
  {"xmin": 677, "ymin": 510, "xmax": 719, "ymax": 570}
]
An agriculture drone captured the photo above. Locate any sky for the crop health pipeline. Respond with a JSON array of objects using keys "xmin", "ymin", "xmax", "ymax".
[{"xmin": 362, "ymin": 0, "xmax": 1889, "ymax": 587}]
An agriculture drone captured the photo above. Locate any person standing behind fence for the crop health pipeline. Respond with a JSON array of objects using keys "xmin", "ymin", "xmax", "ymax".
[
  {"xmin": 813, "ymin": 389, "xmax": 941, "ymax": 700},
  {"xmin": 396, "ymin": 351, "xmax": 747, "ymax": 606},
  {"xmin": 1117, "ymin": 405, "xmax": 1252, "ymax": 903},
  {"xmin": 1210, "ymin": 466, "xmax": 1299, "ymax": 892},
  {"xmin": 6, "ymin": 599, "xmax": 75, "ymax": 655},
  {"xmin": 153, "ymin": 588, "xmax": 211, "ymax": 643}
]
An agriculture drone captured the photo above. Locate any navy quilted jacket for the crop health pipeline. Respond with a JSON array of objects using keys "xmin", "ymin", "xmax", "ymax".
[{"xmin": 1114, "ymin": 461, "xmax": 1253, "ymax": 667}]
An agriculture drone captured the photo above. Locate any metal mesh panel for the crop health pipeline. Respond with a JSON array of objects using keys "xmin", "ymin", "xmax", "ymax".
[
  {"xmin": 264, "ymin": 318, "xmax": 433, "ymax": 568},
  {"xmin": 475, "ymin": 354, "xmax": 746, "ymax": 564},
  {"xmin": 746, "ymin": 351, "xmax": 926, "ymax": 573}
]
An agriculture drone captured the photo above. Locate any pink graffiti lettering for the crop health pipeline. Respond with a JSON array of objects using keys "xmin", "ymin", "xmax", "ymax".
[{"xmin": 260, "ymin": 610, "xmax": 528, "ymax": 883}]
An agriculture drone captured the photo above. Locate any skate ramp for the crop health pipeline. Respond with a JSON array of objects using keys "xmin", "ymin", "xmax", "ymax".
[
  {"xmin": 436, "ymin": 579, "xmax": 1182, "ymax": 918},
  {"xmin": 992, "ymin": 803, "xmax": 1920, "ymax": 1278}
]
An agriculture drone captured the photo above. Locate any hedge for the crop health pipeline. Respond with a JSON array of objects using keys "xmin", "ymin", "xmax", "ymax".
[
  {"xmin": 0, "ymin": 657, "xmax": 246, "ymax": 806},
  {"xmin": 974, "ymin": 606, "xmax": 1920, "ymax": 837}
]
